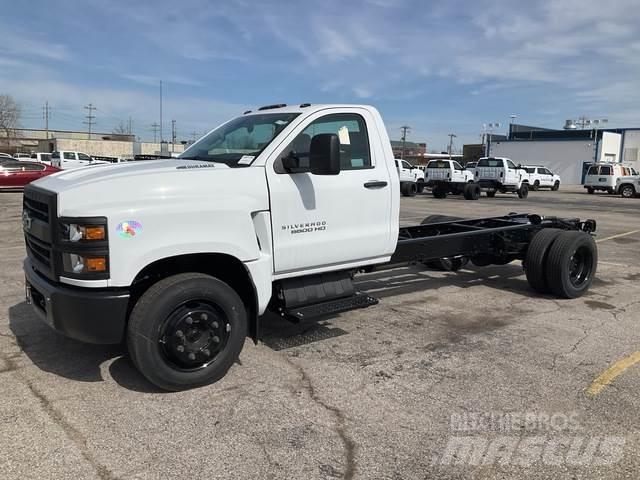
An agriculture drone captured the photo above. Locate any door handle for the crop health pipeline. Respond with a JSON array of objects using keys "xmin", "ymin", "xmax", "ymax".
[{"xmin": 364, "ymin": 181, "xmax": 388, "ymax": 189}]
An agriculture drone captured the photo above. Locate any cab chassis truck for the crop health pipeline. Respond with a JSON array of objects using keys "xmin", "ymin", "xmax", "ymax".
[{"xmin": 22, "ymin": 103, "xmax": 598, "ymax": 391}]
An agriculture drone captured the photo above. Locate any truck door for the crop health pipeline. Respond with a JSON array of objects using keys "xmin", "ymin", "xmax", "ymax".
[
  {"xmin": 267, "ymin": 110, "xmax": 393, "ymax": 273},
  {"xmin": 505, "ymin": 159, "xmax": 519, "ymax": 184},
  {"xmin": 452, "ymin": 161, "xmax": 465, "ymax": 182}
]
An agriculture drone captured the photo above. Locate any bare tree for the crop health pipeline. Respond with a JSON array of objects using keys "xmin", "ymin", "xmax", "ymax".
[
  {"xmin": 112, "ymin": 120, "xmax": 129, "ymax": 135},
  {"xmin": 0, "ymin": 94, "xmax": 21, "ymax": 146}
]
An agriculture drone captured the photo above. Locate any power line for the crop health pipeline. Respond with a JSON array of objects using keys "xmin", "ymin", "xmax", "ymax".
[
  {"xmin": 150, "ymin": 122, "xmax": 160, "ymax": 143},
  {"xmin": 83, "ymin": 103, "xmax": 96, "ymax": 139},
  {"xmin": 171, "ymin": 119, "xmax": 177, "ymax": 152},
  {"xmin": 399, "ymin": 125, "xmax": 411, "ymax": 160}
]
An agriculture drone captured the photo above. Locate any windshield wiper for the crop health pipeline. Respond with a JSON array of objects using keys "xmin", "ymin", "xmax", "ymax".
[{"xmin": 179, "ymin": 156, "xmax": 213, "ymax": 161}]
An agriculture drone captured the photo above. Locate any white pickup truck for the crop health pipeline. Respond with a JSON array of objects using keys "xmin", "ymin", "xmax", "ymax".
[
  {"xmin": 51, "ymin": 151, "xmax": 110, "ymax": 170},
  {"xmin": 22, "ymin": 103, "xmax": 598, "ymax": 390},
  {"xmin": 425, "ymin": 159, "xmax": 478, "ymax": 200},
  {"xmin": 395, "ymin": 158, "xmax": 425, "ymax": 195},
  {"xmin": 475, "ymin": 156, "xmax": 530, "ymax": 198}
]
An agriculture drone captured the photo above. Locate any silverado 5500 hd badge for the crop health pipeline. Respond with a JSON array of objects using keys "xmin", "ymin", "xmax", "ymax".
[{"xmin": 281, "ymin": 221, "xmax": 327, "ymax": 234}]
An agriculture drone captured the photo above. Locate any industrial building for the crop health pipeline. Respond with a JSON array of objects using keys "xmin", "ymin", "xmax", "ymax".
[
  {"xmin": 490, "ymin": 124, "xmax": 640, "ymax": 185},
  {"xmin": 0, "ymin": 127, "xmax": 186, "ymax": 158}
]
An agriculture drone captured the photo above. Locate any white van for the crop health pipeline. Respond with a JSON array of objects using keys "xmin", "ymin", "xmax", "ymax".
[
  {"xmin": 584, "ymin": 163, "xmax": 638, "ymax": 194},
  {"xmin": 51, "ymin": 151, "xmax": 109, "ymax": 170}
]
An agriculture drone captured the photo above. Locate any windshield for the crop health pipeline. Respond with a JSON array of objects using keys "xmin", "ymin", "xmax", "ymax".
[{"xmin": 179, "ymin": 113, "xmax": 300, "ymax": 166}]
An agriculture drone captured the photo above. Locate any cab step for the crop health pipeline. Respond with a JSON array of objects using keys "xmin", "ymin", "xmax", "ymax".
[{"xmin": 280, "ymin": 293, "xmax": 379, "ymax": 323}]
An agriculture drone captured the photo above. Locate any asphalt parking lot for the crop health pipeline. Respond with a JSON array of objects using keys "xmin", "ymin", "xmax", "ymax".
[{"xmin": 2, "ymin": 186, "xmax": 640, "ymax": 479}]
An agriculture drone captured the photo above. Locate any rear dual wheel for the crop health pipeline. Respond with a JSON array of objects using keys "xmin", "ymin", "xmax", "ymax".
[
  {"xmin": 463, "ymin": 183, "xmax": 480, "ymax": 200},
  {"xmin": 432, "ymin": 185, "xmax": 447, "ymax": 199},
  {"xmin": 524, "ymin": 229, "xmax": 597, "ymax": 298}
]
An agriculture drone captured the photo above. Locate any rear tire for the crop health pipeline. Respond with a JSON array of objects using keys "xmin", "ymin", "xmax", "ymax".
[
  {"xmin": 545, "ymin": 231, "xmax": 597, "ymax": 299},
  {"xmin": 401, "ymin": 182, "xmax": 417, "ymax": 197},
  {"xmin": 524, "ymin": 228, "xmax": 563, "ymax": 293},
  {"xmin": 463, "ymin": 183, "xmax": 480, "ymax": 200},
  {"xmin": 587, "ymin": 187, "xmax": 594, "ymax": 194},
  {"xmin": 517, "ymin": 183, "xmax": 529, "ymax": 199},
  {"xmin": 432, "ymin": 185, "xmax": 447, "ymax": 199},
  {"xmin": 486, "ymin": 190, "xmax": 496, "ymax": 198},
  {"xmin": 127, "ymin": 273, "xmax": 247, "ymax": 391},
  {"xmin": 532, "ymin": 180, "xmax": 540, "ymax": 191},
  {"xmin": 620, "ymin": 184, "xmax": 635, "ymax": 198},
  {"xmin": 416, "ymin": 179, "xmax": 425, "ymax": 194}
]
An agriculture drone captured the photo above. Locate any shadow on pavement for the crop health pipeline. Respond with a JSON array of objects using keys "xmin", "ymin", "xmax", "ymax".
[{"xmin": 8, "ymin": 301, "xmax": 165, "ymax": 393}]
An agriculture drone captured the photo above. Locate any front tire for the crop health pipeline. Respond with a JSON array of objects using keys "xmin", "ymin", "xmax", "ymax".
[
  {"xmin": 587, "ymin": 187, "xmax": 594, "ymax": 194},
  {"xmin": 517, "ymin": 183, "xmax": 529, "ymax": 199},
  {"xmin": 532, "ymin": 180, "xmax": 540, "ymax": 191},
  {"xmin": 552, "ymin": 181, "xmax": 560, "ymax": 191},
  {"xmin": 416, "ymin": 179, "xmax": 425, "ymax": 194},
  {"xmin": 127, "ymin": 273, "xmax": 248, "ymax": 391}
]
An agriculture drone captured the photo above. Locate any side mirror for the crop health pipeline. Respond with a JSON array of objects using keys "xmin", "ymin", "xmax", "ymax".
[
  {"xmin": 281, "ymin": 151, "xmax": 299, "ymax": 171},
  {"xmin": 310, "ymin": 133, "xmax": 340, "ymax": 175}
]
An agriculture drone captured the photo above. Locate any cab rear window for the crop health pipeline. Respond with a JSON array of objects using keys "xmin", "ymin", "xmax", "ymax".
[
  {"xmin": 427, "ymin": 161, "xmax": 448, "ymax": 168},
  {"xmin": 477, "ymin": 158, "xmax": 502, "ymax": 167}
]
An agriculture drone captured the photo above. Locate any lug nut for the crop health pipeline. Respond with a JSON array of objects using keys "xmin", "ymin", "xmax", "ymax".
[
  {"xmin": 200, "ymin": 313, "xmax": 208, "ymax": 321},
  {"xmin": 211, "ymin": 321, "xmax": 219, "ymax": 329},
  {"xmin": 176, "ymin": 345, "xmax": 184, "ymax": 352},
  {"xmin": 188, "ymin": 352, "xmax": 196, "ymax": 360},
  {"xmin": 203, "ymin": 349, "xmax": 210, "ymax": 357},
  {"xmin": 175, "ymin": 330, "xmax": 184, "ymax": 338},
  {"xmin": 213, "ymin": 336, "xmax": 220, "ymax": 344},
  {"xmin": 186, "ymin": 317, "xmax": 193, "ymax": 325}
]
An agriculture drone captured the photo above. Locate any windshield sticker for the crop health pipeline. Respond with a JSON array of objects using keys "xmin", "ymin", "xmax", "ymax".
[
  {"xmin": 117, "ymin": 221, "xmax": 142, "ymax": 238},
  {"xmin": 238, "ymin": 155, "xmax": 255, "ymax": 165},
  {"xmin": 338, "ymin": 126, "xmax": 350, "ymax": 145}
]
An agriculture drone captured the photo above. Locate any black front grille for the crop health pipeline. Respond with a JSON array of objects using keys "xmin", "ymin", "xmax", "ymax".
[
  {"xmin": 23, "ymin": 185, "xmax": 57, "ymax": 280},
  {"xmin": 23, "ymin": 197, "xmax": 49, "ymax": 223}
]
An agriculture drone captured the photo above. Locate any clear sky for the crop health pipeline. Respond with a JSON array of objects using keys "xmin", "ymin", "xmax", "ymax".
[{"xmin": 1, "ymin": 0, "xmax": 638, "ymax": 150}]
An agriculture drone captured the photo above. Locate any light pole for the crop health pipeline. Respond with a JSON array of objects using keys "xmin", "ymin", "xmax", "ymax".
[
  {"xmin": 399, "ymin": 125, "xmax": 411, "ymax": 159},
  {"xmin": 509, "ymin": 114, "xmax": 518, "ymax": 139}
]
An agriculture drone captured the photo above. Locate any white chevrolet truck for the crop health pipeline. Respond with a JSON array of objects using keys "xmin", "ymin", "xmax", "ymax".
[
  {"xmin": 22, "ymin": 104, "xmax": 598, "ymax": 391},
  {"xmin": 475, "ymin": 156, "xmax": 531, "ymax": 198},
  {"xmin": 395, "ymin": 158, "xmax": 425, "ymax": 195},
  {"xmin": 425, "ymin": 159, "xmax": 478, "ymax": 200}
]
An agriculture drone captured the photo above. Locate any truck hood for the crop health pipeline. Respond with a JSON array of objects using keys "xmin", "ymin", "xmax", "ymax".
[
  {"xmin": 31, "ymin": 159, "xmax": 269, "ymax": 219},
  {"xmin": 34, "ymin": 159, "xmax": 229, "ymax": 192}
]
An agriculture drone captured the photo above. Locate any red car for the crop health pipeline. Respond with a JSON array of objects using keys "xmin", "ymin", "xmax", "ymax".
[{"xmin": 0, "ymin": 161, "xmax": 61, "ymax": 190}]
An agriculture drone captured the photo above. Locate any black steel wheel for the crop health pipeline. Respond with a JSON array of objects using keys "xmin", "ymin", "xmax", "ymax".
[
  {"xmin": 524, "ymin": 228, "xmax": 563, "ymax": 293},
  {"xmin": 545, "ymin": 231, "xmax": 597, "ymax": 298},
  {"xmin": 463, "ymin": 183, "xmax": 480, "ymax": 200},
  {"xmin": 587, "ymin": 187, "xmax": 594, "ymax": 194},
  {"xmin": 127, "ymin": 273, "xmax": 247, "ymax": 391},
  {"xmin": 432, "ymin": 185, "xmax": 447, "ymax": 199},
  {"xmin": 552, "ymin": 181, "xmax": 560, "ymax": 191},
  {"xmin": 416, "ymin": 179, "xmax": 425, "ymax": 194}
]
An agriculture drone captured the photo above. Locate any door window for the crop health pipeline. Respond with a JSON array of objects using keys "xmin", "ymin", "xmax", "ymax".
[
  {"xmin": 600, "ymin": 165, "xmax": 612, "ymax": 175},
  {"xmin": 506, "ymin": 160, "xmax": 517, "ymax": 169},
  {"xmin": 78, "ymin": 153, "xmax": 91, "ymax": 161},
  {"xmin": 453, "ymin": 161, "xmax": 463, "ymax": 170},
  {"xmin": 401, "ymin": 160, "xmax": 411, "ymax": 169},
  {"xmin": 63, "ymin": 152, "xmax": 75, "ymax": 160},
  {"xmin": 587, "ymin": 166, "xmax": 599, "ymax": 175},
  {"xmin": 276, "ymin": 113, "xmax": 371, "ymax": 173}
]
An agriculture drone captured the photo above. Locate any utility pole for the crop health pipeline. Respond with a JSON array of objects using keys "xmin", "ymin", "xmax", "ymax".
[
  {"xmin": 128, "ymin": 116, "xmax": 133, "ymax": 136},
  {"xmin": 171, "ymin": 120, "xmax": 177, "ymax": 152},
  {"xmin": 42, "ymin": 101, "xmax": 51, "ymax": 139},
  {"xmin": 447, "ymin": 133, "xmax": 457, "ymax": 159},
  {"xmin": 83, "ymin": 103, "xmax": 96, "ymax": 139},
  {"xmin": 151, "ymin": 122, "xmax": 160, "ymax": 143},
  {"xmin": 190, "ymin": 131, "xmax": 199, "ymax": 143},
  {"xmin": 399, "ymin": 125, "xmax": 411, "ymax": 159},
  {"xmin": 159, "ymin": 80, "xmax": 163, "ymax": 144}
]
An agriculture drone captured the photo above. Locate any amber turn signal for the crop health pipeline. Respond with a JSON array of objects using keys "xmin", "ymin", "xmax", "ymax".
[
  {"xmin": 85, "ymin": 257, "xmax": 107, "ymax": 272},
  {"xmin": 85, "ymin": 226, "xmax": 106, "ymax": 241}
]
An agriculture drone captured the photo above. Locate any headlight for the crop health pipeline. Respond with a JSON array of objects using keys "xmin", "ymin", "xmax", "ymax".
[
  {"xmin": 62, "ymin": 253, "xmax": 108, "ymax": 274},
  {"xmin": 62, "ymin": 223, "xmax": 106, "ymax": 242}
]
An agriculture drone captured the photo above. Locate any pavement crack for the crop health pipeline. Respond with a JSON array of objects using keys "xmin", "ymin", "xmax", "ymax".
[
  {"xmin": 284, "ymin": 355, "xmax": 357, "ymax": 480},
  {"xmin": 21, "ymin": 379, "xmax": 121, "ymax": 480}
]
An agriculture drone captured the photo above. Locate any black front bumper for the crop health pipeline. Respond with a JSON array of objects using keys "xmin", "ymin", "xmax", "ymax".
[{"xmin": 24, "ymin": 258, "xmax": 130, "ymax": 344}]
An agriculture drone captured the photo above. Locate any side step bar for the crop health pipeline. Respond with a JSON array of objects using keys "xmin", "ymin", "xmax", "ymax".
[{"xmin": 279, "ymin": 293, "xmax": 379, "ymax": 323}]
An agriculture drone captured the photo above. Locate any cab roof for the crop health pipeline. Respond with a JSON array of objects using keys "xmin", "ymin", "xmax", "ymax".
[{"xmin": 242, "ymin": 103, "xmax": 374, "ymax": 116}]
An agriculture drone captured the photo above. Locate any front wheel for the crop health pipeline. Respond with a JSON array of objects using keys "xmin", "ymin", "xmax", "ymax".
[
  {"xmin": 545, "ymin": 231, "xmax": 597, "ymax": 298},
  {"xmin": 587, "ymin": 187, "xmax": 594, "ymax": 194},
  {"xmin": 552, "ymin": 181, "xmax": 560, "ymax": 191},
  {"xmin": 416, "ymin": 180, "xmax": 425, "ymax": 194},
  {"xmin": 127, "ymin": 273, "xmax": 247, "ymax": 391},
  {"xmin": 532, "ymin": 180, "xmax": 540, "ymax": 191}
]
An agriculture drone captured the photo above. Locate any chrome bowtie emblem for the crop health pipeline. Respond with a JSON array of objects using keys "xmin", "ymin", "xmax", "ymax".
[{"xmin": 22, "ymin": 210, "xmax": 32, "ymax": 231}]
